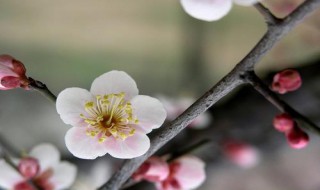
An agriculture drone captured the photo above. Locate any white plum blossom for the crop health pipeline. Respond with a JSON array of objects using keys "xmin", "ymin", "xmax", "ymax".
[
  {"xmin": 180, "ymin": 0, "xmax": 259, "ymax": 21},
  {"xmin": 0, "ymin": 144, "xmax": 77, "ymax": 190},
  {"xmin": 56, "ymin": 71, "xmax": 167, "ymax": 159}
]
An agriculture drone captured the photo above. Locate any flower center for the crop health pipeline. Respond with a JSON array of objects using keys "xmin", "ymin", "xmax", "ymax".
[{"xmin": 80, "ymin": 92, "xmax": 138, "ymax": 142}]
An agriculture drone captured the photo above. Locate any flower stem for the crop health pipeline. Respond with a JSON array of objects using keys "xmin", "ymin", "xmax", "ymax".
[{"xmin": 28, "ymin": 77, "xmax": 57, "ymax": 103}]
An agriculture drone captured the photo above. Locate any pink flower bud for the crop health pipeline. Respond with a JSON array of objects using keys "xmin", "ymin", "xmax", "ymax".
[
  {"xmin": 132, "ymin": 156, "xmax": 169, "ymax": 182},
  {"xmin": 273, "ymin": 113, "xmax": 294, "ymax": 132},
  {"xmin": 286, "ymin": 126, "xmax": 309, "ymax": 149},
  {"xmin": 14, "ymin": 181, "xmax": 35, "ymax": 190},
  {"xmin": 0, "ymin": 54, "xmax": 29, "ymax": 90},
  {"xmin": 18, "ymin": 157, "xmax": 40, "ymax": 179},
  {"xmin": 223, "ymin": 141, "xmax": 260, "ymax": 169},
  {"xmin": 271, "ymin": 69, "xmax": 302, "ymax": 94}
]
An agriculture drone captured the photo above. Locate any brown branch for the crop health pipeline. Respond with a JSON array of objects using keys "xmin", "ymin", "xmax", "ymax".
[
  {"xmin": 254, "ymin": 2, "xmax": 281, "ymax": 25},
  {"xmin": 98, "ymin": 0, "xmax": 320, "ymax": 189},
  {"xmin": 245, "ymin": 71, "xmax": 320, "ymax": 135}
]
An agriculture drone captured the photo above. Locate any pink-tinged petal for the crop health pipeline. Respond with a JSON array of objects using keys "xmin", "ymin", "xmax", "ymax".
[
  {"xmin": 133, "ymin": 156, "xmax": 169, "ymax": 182},
  {"xmin": 56, "ymin": 87, "xmax": 94, "ymax": 127},
  {"xmin": 90, "ymin": 71, "xmax": 138, "ymax": 101},
  {"xmin": 180, "ymin": 0, "xmax": 233, "ymax": 21},
  {"xmin": 65, "ymin": 127, "xmax": 109, "ymax": 159},
  {"xmin": 173, "ymin": 156, "xmax": 206, "ymax": 189},
  {"xmin": 0, "ymin": 54, "xmax": 15, "ymax": 67},
  {"xmin": 0, "ymin": 159, "xmax": 24, "ymax": 189},
  {"xmin": 104, "ymin": 132, "xmax": 150, "ymax": 159},
  {"xmin": 29, "ymin": 143, "xmax": 60, "ymax": 173},
  {"xmin": 131, "ymin": 95, "xmax": 167, "ymax": 134},
  {"xmin": 233, "ymin": 0, "xmax": 258, "ymax": 6},
  {"xmin": 49, "ymin": 161, "xmax": 77, "ymax": 189}
]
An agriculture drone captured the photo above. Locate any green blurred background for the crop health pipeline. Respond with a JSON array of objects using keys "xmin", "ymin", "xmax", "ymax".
[{"xmin": 0, "ymin": 0, "xmax": 319, "ymax": 189}]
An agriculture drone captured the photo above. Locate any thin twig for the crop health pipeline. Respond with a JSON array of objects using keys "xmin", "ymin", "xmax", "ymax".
[
  {"xmin": 254, "ymin": 2, "xmax": 281, "ymax": 25},
  {"xmin": 245, "ymin": 71, "xmax": 320, "ymax": 135},
  {"xmin": 28, "ymin": 77, "xmax": 57, "ymax": 103},
  {"xmin": 98, "ymin": 0, "xmax": 320, "ymax": 189},
  {"xmin": 166, "ymin": 139, "xmax": 211, "ymax": 162}
]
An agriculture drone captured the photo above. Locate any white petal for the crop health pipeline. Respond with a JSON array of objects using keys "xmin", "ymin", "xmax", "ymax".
[
  {"xmin": 233, "ymin": 0, "xmax": 258, "ymax": 6},
  {"xmin": 65, "ymin": 127, "xmax": 109, "ymax": 159},
  {"xmin": 180, "ymin": 0, "xmax": 233, "ymax": 21},
  {"xmin": 104, "ymin": 132, "xmax": 150, "ymax": 159},
  {"xmin": 174, "ymin": 156, "xmax": 206, "ymax": 189},
  {"xmin": 131, "ymin": 95, "xmax": 167, "ymax": 134},
  {"xmin": 90, "ymin": 71, "xmax": 138, "ymax": 101},
  {"xmin": 29, "ymin": 143, "xmax": 60, "ymax": 173},
  {"xmin": 56, "ymin": 87, "xmax": 94, "ymax": 127},
  {"xmin": 0, "ymin": 159, "xmax": 24, "ymax": 188},
  {"xmin": 50, "ymin": 161, "xmax": 77, "ymax": 190}
]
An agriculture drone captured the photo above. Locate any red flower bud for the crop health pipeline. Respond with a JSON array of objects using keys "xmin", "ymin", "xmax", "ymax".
[
  {"xmin": 273, "ymin": 113, "xmax": 294, "ymax": 132},
  {"xmin": 0, "ymin": 54, "xmax": 29, "ymax": 90},
  {"xmin": 18, "ymin": 157, "xmax": 40, "ymax": 179},
  {"xmin": 271, "ymin": 69, "xmax": 302, "ymax": 94},
  {"xmin": 286, "ymin": 126, "xmax": 309, "ymax": 149}
]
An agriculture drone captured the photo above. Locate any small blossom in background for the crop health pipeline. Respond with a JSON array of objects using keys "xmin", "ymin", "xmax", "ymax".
[
  {"xmin": 56, "ymin": 71, "xmax": 167, "ymax": 159},
  {"xmin": 272, "ymin": 113, "xmax": 309, "ymax": 149},
  {"xmin": 271, "ymin": 69, "xmax": 302, "ymax": 94},
  {"xmin": 158, "ymin": 96, "xmax": 211, "ymax": 129},
  {"xmin": 180, "ymin": 0, "xmax": 258, "ymax": 22},
  {"xmin": 0, "ymin": 54, "xmax": 30, "ymax": 90},
  {"xmin": 223, "ymin": 141, "xmax": 260, "ymax": 169},
  {"xmin": 133, "ymin": 156, "xmax": 169, "ymax": 183},
  {"xmin": 0, "ymin": 143, "xmax": 77, "ymax": 190},
  {"xmin": 273, "ymin": 113, "xmax": 294, "ymax": 133},
  {"xmin": 155, "ymin": 156, "xmax": 206, "ymax": 190}
]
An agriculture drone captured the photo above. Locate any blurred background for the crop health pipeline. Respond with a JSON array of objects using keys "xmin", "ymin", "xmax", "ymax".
[{"xmin": 0, "ymin": 0, "xmax": 319, "ymax": 189}]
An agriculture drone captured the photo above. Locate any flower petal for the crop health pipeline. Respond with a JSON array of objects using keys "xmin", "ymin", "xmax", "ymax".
[
  {"xmin": 29, "ymin": 143, "xmax": 60, "ymax": 173},
  {"xmin": 90, "ymin": 71, "xmax": 138, "ymax": 101},
  {"xmin": 233, "ymin": 0, "xmax": 258, "ymax": 6},
  {"xmin": 104, "ymin": 132, "xmax": 150, "ymax": 159},
  {"xmin": 131, "ymin": 95, "xmax": 167, "ymax": 134},
  {"xmin": 49, "ymin": 161, "xmax": 77, "ymax": 189},
  {"xmin": 0, "ymin": 159, "xmax": 24, "ymax": 188},
  {"xmin": 65, "ymin": 127, "xmax": 109, "ymax": 159},
  {"xmin": 56, "ymin": 87, "xmax": 94, "ymax": 127},
  {"xmin": 180, "ymin": 0, "xmax": 233, "ymax": 21},
  {"xmin": 174, "ymin": 156, "xmax": 206, "ymax": 189}
]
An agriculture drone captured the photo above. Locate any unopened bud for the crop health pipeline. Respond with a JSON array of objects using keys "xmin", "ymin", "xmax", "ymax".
[
  {"xmin": 18, "ymin": 157, "xmax": 40, "ymax": 179},
  {"xmin": 286, "ymin": 126, "xmax": 309, "ymax": 149},
  {"xmin": 273, "ymin": 113, "xmax": 294, "ymax": 133},
  {"xmin": 271, "ymin": 69, "xmax": 302, "ymax": 94},
  {"xmin": 0, "ymin": 54, "xmax": 29, "ymax": 90}
]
